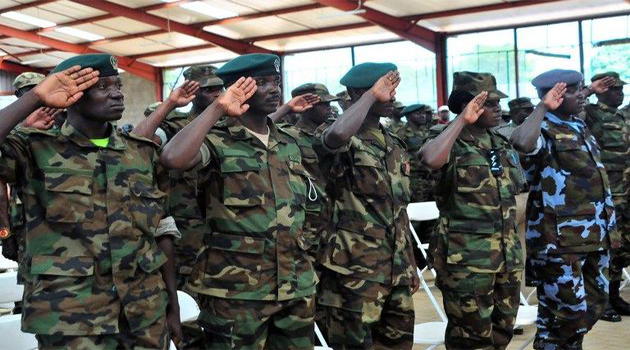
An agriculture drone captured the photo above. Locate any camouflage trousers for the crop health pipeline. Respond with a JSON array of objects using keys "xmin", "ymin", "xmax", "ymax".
[
  {"xmin": 610, "ymin": 195, "xmax": 630, "ymax": 282},
  {"xmin": 35, "ymin": 311, "xmax": 169, "ymax": 350},
  {"xmin": 317, "ymin": 271, "xmax": 415, "ymax": 350},
  {"xmin": 529, "ymin": 251, "xmax": 609, "ymax": 350},
  {"xmin": 197, "ymin": 295, "xmax": 315, "ymax": 350},
  {"xmin": 436, "ymin": 268, "xmax": 522, "ymax": 350}
]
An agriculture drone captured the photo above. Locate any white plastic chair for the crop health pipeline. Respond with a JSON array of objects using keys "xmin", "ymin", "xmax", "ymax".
[
  {"xmin": 169, "ymin": 291, "xmax": 201, "ymax": 350},
  {"xmin": 620, "ymin": 268, "xmax": 630, "ymax": 290},
  {"xmin": 314, "ymin": 322, "xmax": 332, "ymax": 350},
  {"xmin": 0, "ymin": 271, "xmax": 23, "ymax": 305},
  {"xmin": 0, "ymin": 314, "xmax": 37, "ymax": 350},
  {"xmin": 0, "ymin": 247, "xmax": 18, "ymax": 271}
]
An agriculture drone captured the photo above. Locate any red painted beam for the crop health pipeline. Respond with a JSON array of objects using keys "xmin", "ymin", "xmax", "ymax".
[
  {"xmin": 315, "ymin": 0, "xmax": 436, "ymax": 51},
  {"xmin": 434, "ymin": 34, "xmax": 447, "ymax": 106},
  {"xmin": 0, "ymin": 24, "xmax": 157, "ymax": 82},
  {"xmin": 0, "ymin": 59, "xmax": 48, "ymax": 74},
  {"xmin": 0, "ymin": 48, "xmax": 57, "ymax": 59},
  {"xmin": 74, "ymin": 0, "xmax": 273, "ymax": 54}
]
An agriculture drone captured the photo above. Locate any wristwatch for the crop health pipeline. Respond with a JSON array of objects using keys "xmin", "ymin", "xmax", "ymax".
[{"xmin": 0, "ymin": 228, "xmax": 11, "ymax": 239}]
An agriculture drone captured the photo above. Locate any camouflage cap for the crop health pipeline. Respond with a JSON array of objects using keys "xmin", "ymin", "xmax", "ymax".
[
  {"xmin": 291, "ymin": 83, "xmax": 339, "ymax": 102},
  {"xmin": 144, "ymin": 102, "xmax": 161, "ymax": 117},
  {"xmin": 393, "ymin": 101, "xmax": 405, "ymax": 110},
  {"xmin": 591, "ymin": 71, "xmax": 626, "ymax": 87},
  {"xmin": 508, "ymin": 97, "xmax": 535, "ymax": 110},
  {"xmin": 183, "ymin": 64, "xmax": 223, "ymax": 88},
  {"xmin": 13, "ymin": 72, "xmax": 45, "ymax": 90},
  {"xmin": 336, "ymin": 90, "xmax": 351, "ymax": 101},
  {"xmin": 452, "ymin": 71, "xmax": 508, "ymax": 100}
]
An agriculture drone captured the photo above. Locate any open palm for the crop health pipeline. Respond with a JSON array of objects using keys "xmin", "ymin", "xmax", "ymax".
[
  {"xmin": 543, "ymin": 83, "xmax": 566, "ymax": 110},
  {"xmin": 288, "ymin": 93, "xmax": 320, "ymax": 112},
  {"xmin": 33, "ymin": 66, "xmax": 100, "ymax": 108},
  {"xmin": 169, "ymin": 80, "xmax": 200, "ymax": 107},
  {"xmin": 370, "ymin": 70, "xmax": 401, "ymax": 102},
  {"xmin": 217, "ymin": 77, "xmax": 257, "ymax": 117},
  {"xmin": 461, "ymin": 91, "xmax": 488, "ymax": 124}
]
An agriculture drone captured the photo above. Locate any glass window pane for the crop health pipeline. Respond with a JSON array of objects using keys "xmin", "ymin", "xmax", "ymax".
[
  {"xmin": 516, "ymin": 22, "xmax": 581, "ymax": 102},
  {"xmin": 353, "ymin": 41, "xmax": 437, "ymax": 109},
  {"xmin": 447, "ymin": 29, "xmax": 516, "ymax": 109},
  {"xmin": 283, "ymin": 48, "xmax": 352, "ymax": 102}
]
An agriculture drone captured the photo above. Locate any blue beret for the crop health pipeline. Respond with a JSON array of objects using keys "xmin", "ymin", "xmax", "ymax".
[
  {"xmin": 532, "ymin": 69, "xmax": 583, "ymax": 98},
  {"xmin": 340, "ymin": 62, "xmax": 397, "ymax": 88},
  {"xmin": 215, "ymin": 54, "xmax": 281, "ymax": 87},
  {"xmin": 50, "ymin": 53, "xmax": 118, "ymax": 78}
]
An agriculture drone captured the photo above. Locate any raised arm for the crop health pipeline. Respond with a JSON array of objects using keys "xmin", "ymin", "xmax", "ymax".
[
  {"xmin": 583, "ymin": 76, "xmax": 614, "ymax": 98},
  {"xmin": 0, "ymin": 66, "xmax": 99, "ymax": 143},
  {"xmin": 133, "ymin": 80, "xmax": 199, "ymax": 141},
  {"xmin": 323, "ymin": 71, "xmax": 400, "ymax": 149},
  {"xmin": 419, "ymin": 91, "xmax": 488, "ymax": 169},
  {"xmin": 268, "ymin": 93, "xmax": 320, "ymax": 123},
  {"xmin": 161, "ymin": 77, "xmax": 257, "ymax": 170},
  {"xmin": 511, "ymin": 83, "xmax": 566, "ymax": 153}
]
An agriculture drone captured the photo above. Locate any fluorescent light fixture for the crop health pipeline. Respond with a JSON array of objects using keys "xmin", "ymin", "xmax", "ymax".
[
  {"xmin": 180, "ymin": 1, "xmax": 238, "ymax": 19},
  {"xmin": 1, "ymin": 11, "xmax": 56, "ymax": 28},
  {"xmin": 55, "ymin": 27, "xmax": 104, "ymax": 41}
]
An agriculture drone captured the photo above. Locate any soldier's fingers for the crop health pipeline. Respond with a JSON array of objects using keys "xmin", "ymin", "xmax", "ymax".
[
  {"xmin": 74, "ymin": 70, "xmax": 99, "ymax": 85},
  {"xmin": 63, "ymin": 65, "xmax": 83, "ymax": 77},
  {"xmin": 240, "ymin": 104, "xmax": 250, "ymax": 113},
  {"xmin": 77, "ymin": 76, "xmax": 100, "ymax": 91},
  {"xmin": 67, "ymin": 92, "xmax": 84, "ymax": 105}
]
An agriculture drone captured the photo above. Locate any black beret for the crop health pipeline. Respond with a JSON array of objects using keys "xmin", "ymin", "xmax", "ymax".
[
  {"xmin": 401, "ymin": 104, "xmax": 427, "ymax": 116},
  {"xmin": 532, "ymin": 69, "xmax": 583, "ymax": 98},
  {"xmin": 340, "ymin": 62, "xmax": 397, "ymax": 88},
  {"xmin": 50, "ymin": 53, "xmax": 119, "ymax": 78},
  {"xmin": 215, "ymin": 53, "xmax": 281, "ymax": 87}
]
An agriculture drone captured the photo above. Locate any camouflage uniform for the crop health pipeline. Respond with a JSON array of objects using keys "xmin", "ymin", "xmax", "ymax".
[
  {"xmin": 427, "ymin": 126, "xmax": 524, "ymax": 350},
  {"xmin": 316, "ymin": 122, "xmax": 416, "ymax": 350},
  {"xmin": 0, "ymin": 122, "xmax": 170, "ymax": 349},
  {"xmin": 395, "ymin": 122, "xmax": 432, "ymax": 202},
  {"xmin": 187, "ymin": 117, "xmax": 317, "ymax": 349},
  {"xmin": 585, "ymin": 101, "xmax": 630, "ymax": 282},
  {"xmin": 522, "ymin": 111, "xmax": 617, "ymax": 350},
  {"xmin": 387, "ymin": 118, "xmax": 405, "ymax": 134}
]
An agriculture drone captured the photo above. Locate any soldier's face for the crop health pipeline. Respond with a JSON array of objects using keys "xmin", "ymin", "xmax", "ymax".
[
  {"xmin": 306, "ymin": 101, "xmax": 333, "ymax": 125},
  {"xmin": 194, "ymin": 85, "xmax": 223, "ymax": 111},
  {"xmin": 75, "ymin": 76, "xmax": 125, "ymax": 121},
  {"xmin": 475, "ymin": 99, "xmax": 502, "ymax": 128},
  {"xmin": 439, "ymin": 110, "xmax": 449, "ymax": 121},
  {"xmin": 558, "ymin": 83, "xmax": 585, "ymax": 115},
  {"xmin": 510, "ymin": 106, "xmax": 534, "ymax": 125},
  {"xmin": 407, "ymin": 111, "xmax": 429, "ymax": 125},
  {"xmin": 249, "ymin": 75, "xmax": 281, "ymax": 115},
  {"xmin": 597, "ymin": 86, "xmax": 624, "ymax": 108}
]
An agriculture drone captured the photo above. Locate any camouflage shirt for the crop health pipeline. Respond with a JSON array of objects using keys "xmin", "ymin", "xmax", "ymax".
[
  {"xmin": 160, "ymin": 110, "xmax": 207, "ymax": 277},
  {"xmin": 395, "ymin": 123, "xmax": 434, "ymax": 202},
  {"xmin": 427, "ymin": 127, "xmax": 524, "ymax": 273},
  {"xmin": 186, "ymin": 117, "xmax": 316, "ymax": 301},
  {"xmin": 522, "ymin": 112, "xmax": 618, "ymax": 254},
  {"xmin": 316, "ymin": 122, "xmax": 416, "ymax": 286},
  {"xmin": 584, "ymin": 102, "xmax": 630, "ymax": 196},
  {"xmin": 0, "ymin": 121, "xmax": 168, "ymax": 335},
  {"xmin": 387, "ymin": 119, "xmax": 405, "ymax": 134}
]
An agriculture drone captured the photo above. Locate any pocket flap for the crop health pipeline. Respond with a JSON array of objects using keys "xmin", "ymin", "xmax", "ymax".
[
  {"xmin": 44, "ymin": 174, "xmax": 92, "ymax": 195},
  {"xmin": 132, "ymin": 181, "xmax": 166, "ymax": 199},
  {"xmin": 210, "ymin": 233, "xmax": 264, "ymax": 254},
  {"xmin": 554, "ymin": 139, "xmax": 581, "ymax": 151},
  {"xmin": 137, "ymin": 246, "xmax": 167, "ymax": 273},
  {"xmin": 448, "ymin": 219, "xmax": 495, "ymax": 234},
  {"xmin": 30, "ymin": 255, "xmax": 94, "ymax": 276},
  {"xmin": 220, "ymin": 157, "xmax": 261, "ymax": 173},
  {"xmin": 337, "ymin": 219, "xmax": 386, "ymax": 239}
]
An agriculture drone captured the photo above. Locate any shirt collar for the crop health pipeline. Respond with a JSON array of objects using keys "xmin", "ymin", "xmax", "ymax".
[{"xmin": 61, "ymin": 121, "xmax": 126, "ymax": 150}]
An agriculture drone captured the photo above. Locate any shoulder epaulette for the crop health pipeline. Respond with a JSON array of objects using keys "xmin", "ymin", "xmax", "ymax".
[
  {"xmin": 119, "ymin": 129, "xmax": 159, "ymax": 147},
  {"xmin": 16, "ymin": 126, "xmax": 59, "ymax": 137}
]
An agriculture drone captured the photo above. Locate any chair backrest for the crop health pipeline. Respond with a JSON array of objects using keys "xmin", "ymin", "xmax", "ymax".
[
  {"xmin": 0, "ymin": 314, "xmax": 37, "ymax": 350},
  {"xmin": 407, "ymin": 201, "xmax": 439, "ymax": 222},
  {"xmin": 177, "ymin": 290, "xmax": 200, "ymax": 323},
  {"xmin": 0, "ymin": 271, "xmax": 23, "ymax": 304},
  {"xmin": 314, "ymin": 322, "xmax": 332, "ymax": 350},
  {"xmin": 0, "ymin": 247, "xmax": 18, "ymax": 271}
]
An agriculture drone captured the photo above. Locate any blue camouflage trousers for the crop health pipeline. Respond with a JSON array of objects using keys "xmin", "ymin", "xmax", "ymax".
[{"xmin": 529, "ymin": 251, "xmax": 609, "ymax": 350}]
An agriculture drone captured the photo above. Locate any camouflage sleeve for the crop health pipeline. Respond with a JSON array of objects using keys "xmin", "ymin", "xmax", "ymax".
[
  {"xmin": 0, "ymin": 133, "xmax": 29, "ymax": 184},
  {"xmin": 155, "ymin": 216, "xmax": 182, "ymax": 240},
  {"xmin": 314, "ymin": 121, "xmax": 351, "ymax": 156}
]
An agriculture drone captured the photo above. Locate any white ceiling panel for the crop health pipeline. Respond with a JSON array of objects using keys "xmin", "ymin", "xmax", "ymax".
[
  {"xmin": 140, "ymin": 46, "xmax": 237, "ymax": 66},
  {"xmin": 366, "ymin": 0, "xmax": 502, "ymax": 17},
  {"xmin": 0, "ymin": 0, "xmax": 23, "ymax": 11},
  {"xmin": 71, "ymin": 23, "xmax": 127, "ymax": 38},
  {"xmin": 0, "ymin": 15, "xmax": 38, "ymax": 30},
  {"xmin": 94, "ymin": 37, "xmax": 177, "ymax": 56},
  {"xmin": 148, "ymin": 0, "xmax": 260, "ymax": 25},
  {"xmin": 38, "ymin": 1, "xmax": 108, "ymax": 19},
  {"xmin": 144, "ymin": 32, "xmax": 208, "ymax": 47},
  {"xmin": 205, "ymin": 16, "xmax": 307, "ymax": 39},
  {"xmin": 278, "ymin": 7, "xmax": 364, "ymax": 28},
  {"xmin": 0, "ymin": 37, "xmax": 48, "ymax": 51},
  {"xmin": 93, "ymin": 17, "xmax": 159, "ymax": 34},
  {"xmin": 20, "ymin": 6, "xmax": 74, "ymax": 24},
  {"xmin": 230, "ymin": 0, "xmax": 313, "ymax": 12},
  {"xmin": 107, "ymin": 0, "xmax": 161, "ymax": 9},
  {"xmin": 41, "ymin": 30, "xmax": 95, "ymax": 44}
]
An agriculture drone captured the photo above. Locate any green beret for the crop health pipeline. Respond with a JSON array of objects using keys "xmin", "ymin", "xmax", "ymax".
[
  {"xmin": 401, "ymin": 104, "xmax": 427, "ymax": 116},
  {"xmin": 340, "ymin": 62, "xmax": 397, "ymax": 88},
  {"xmin": 183, "ymin": 65, "xmax": 223, "ymax": 88},
  {"xmin": 508, "ymin": 97, "xmax": 534, "ymax": 110},
  {"xmin": 215, "ymin": 53, "xmax": 281, "ymax": 87},
  {"xmin": 50, "ymin": 53, "xmax": 119, "ymax": 77},
  {"xmin": 532, "ymin": 69, "xmax": 582, "ymax": 98},
  {"xmin": 291, "ymin": 83, "xmax": 339, "ymax": 102},
  {"xmin": 452, "ymin": 71, "xmax": 507, "ymax": 100},
  {"xmin": 591, "ymin": 71, "xmax": 626, "ymax": 87},
  {"xmin": 13, "ymin": 72, "xmax": 45, "ymax": 90}
]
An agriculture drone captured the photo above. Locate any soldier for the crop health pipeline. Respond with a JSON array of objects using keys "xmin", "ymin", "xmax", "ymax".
[
  {"xmin": 584, "ymin": 72, "xmax": 630, "ymax": 322},
  {"xmin": 315, "ymin": 63, "xmax": 418, "ymax": 350},
  {"xmin": 0, "ymin": 54, "xmax": 182, "ymax": 349},
  {"xmin": 420, "ymin": 72, "xmax": 524, "ymax": 350},
  {"xmin": 160, "ymin": 53, "xmax": 318, "ymax": 349},
  {"xmin": 493, "ymin": 98, "xmax": 535, "ymax": 139},
  {"xmin": 13, "ymin": 72, "xmax": 62, "ymax": 130},
  {"xmin": 396, "ymin": 104, "xmax": 433, "ymax": 202},
  {"xmin": 387, "ymin": 100, "xmax": 405, "ymax": 133},
  {"xmin": 511, "ymin": 69, "xmax": 617, "ymax": 350},
  {"xmin": 437, "ymin": 105, "xmax": 450, "ymax": 124},
  {"xmin": 336, "ymin": 90, "xmax": 353, "ymax": 112}
]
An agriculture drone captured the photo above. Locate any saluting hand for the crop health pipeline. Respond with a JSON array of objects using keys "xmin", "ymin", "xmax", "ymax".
[
  {"xmin": 370, "ymin": 70, "xmax": 401, "ymax": 102},
  {"xmin": 589, "ymin": 76, "xmax": 615, "ymax": 94},
  {"xmin": 543, "ymin": 82, "xmax": 566, "ymax": 110},
  {"xmin": 461, "ymin": 91, "xmax": 488, "ymax": 124},
  {"xmin": 217, "ymin": 77, "xmax": 257, "ymax": 117},
  {"xmin": 23, "ymin": 107, "xmax": 62, "ymax": 130},
  {"xmin": 33, "ymin": 65, "xmax": 100, "ymax": 108},
  {"xmin": 168, "ymin": 80, "xmax": 200, "ymax": 108},
  {"xmin": 288, "ymin": 93, "xmax": 321, "ymax": 113}
]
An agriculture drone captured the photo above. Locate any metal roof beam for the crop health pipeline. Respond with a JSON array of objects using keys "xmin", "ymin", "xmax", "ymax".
[{"xmin": 0, "ymin": 59, "xmax": 48, "ymax": 74}]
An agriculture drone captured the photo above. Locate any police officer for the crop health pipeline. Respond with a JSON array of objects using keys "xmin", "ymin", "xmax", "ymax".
[
  {"xmin": 316, "ymin": 63, "xmax": 418, "ymax": 350},
  {"xmin": 161, "ymin": 54, "xmax": 318, "ymax": 349},
  {"xmin": 0, "ymin": 54, "xmax": 182, "ymax": 349},
  {"xmin": 511, "ymin": 69, "xmax": 617, "ymax": 350},
  {"xmin": 420, "ymin": 72, "xmax": 524, "ymax": 350},
  {"xmin": 584, "ymin": 72, "xmax": 630, "ymax": 322}
]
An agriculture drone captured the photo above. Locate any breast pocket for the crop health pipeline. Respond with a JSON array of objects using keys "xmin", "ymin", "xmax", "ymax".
[
  {"xmin": 29, "ymin": 255, "xmax": 94, "ymax": 307},
  {"xmin": 554, "ymin": 139, "xmax": 590, "ymax": 174},
  {"xmin": 599, "ymin": 123, "xmax": 625, "ymax": 149},
  {"xmin": 351, "ymin": 149, "xmax": 388, "ymax": 197},
  {"xmin": 44, "ymin": 174, "xmax": 94, "ymax": 223},
  {"xmin": 130, "ymin": 181, "xmax": 166, "ymax": 236},
  {"xmin": 220, "ymin": 157, "xmax": 266, "ymax": 207}
]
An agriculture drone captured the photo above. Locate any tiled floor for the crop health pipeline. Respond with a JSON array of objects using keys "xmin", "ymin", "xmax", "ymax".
[{"xmin": 412, "ymin": 271, "xmax": 630, "ymax": 350}]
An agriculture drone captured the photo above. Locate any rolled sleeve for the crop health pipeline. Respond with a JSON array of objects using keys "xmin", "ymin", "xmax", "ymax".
[{"xmin": 154, "ymin": 216, "xmax": 181, "ymax": 240}]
